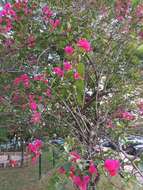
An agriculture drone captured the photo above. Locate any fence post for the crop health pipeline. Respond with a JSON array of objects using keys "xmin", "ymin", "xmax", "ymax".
[
  {"xmin": 39, "ymin": 154, "xmax": 42, "ymax": 180},
  {"xmin": 52, "ymin": 147, "xmax": 55, "ymax": 167},
  {"xmin": 21, "ymin": 138, "xmax": 24, "ymax": 167}
]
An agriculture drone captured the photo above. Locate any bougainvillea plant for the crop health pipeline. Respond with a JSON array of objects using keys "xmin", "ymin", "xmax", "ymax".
[
  {"xmin": 0, "ymin": 0, "xmax": 143, "ymax": 189},
  {"xmin": 58, "ymin": 150, "xmax": 121, "ymax": 190}
]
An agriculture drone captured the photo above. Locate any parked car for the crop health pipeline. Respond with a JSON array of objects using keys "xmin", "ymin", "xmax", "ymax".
[
  {"xmin": 49, "ymin": 138, "xmax": 64, "ymax": 145},
  {"xmin": 101, "ymin": 135, "xmax": 143, "ymax": 157}
]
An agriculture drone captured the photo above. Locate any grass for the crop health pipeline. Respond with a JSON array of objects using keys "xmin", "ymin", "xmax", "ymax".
[
  {"xmin": 0, "ymin": 151, "xmax": 51, "ymax": 190},
  {"xmin": 0, "ymin": 165, "xmax": 39, "ymax": 190}
]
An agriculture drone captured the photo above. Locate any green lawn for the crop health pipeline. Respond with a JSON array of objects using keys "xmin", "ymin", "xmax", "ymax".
[
  {"xmin": 0, "ymin": 151, "xmax": 51, "ymax": 190},
  {"xmin": 0, "ymin": 165, "xmax": 39, "ymax": 190}
]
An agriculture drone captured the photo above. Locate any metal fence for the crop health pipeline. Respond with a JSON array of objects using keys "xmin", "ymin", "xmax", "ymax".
[
  {"xmin": 0, "ymin": 143, "xmax": 63, "ymax": 190},
  {"xmin": 0, "ymin": 154, "xmax": 47, "ymax": 190}
]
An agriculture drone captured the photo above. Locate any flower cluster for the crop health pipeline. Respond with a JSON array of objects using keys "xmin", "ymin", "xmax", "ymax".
[
  {"xmin": 42, "ymin": 5, "xmax": 60, "ymax": 31},
  {"xmin": 0, "ymin": 2, "xmax": 60, "ymax": 34},
  {"xmin": 13, "ymin": 74, "xmax": 30, "ymax": 88},
  {"xmin": 53, "ymin": 38, "xmax": 92, "ymax": 79},
  {"xmin": 58, "ymin": 152, "xmax": 98, "ymax": 190},
  {"xmin": 121, "ymin": 111, "xmax": 135, "ymax": 121},
  {"xmin": 0, "ymin": 1, "xmax": 34, "ymax": 33},
  {"xmin": 58, "ymin": 151, "xmax": 120, "ymax": 190},
  {"xmin": 29, "ymin": 94, "xmax": 42, "ymax": 124},
  {"xmin": 65, "ymin": 39, "xmax": 92, "ymax": 55},
  {"xmin": 0, "ymin": 2, "xmax": 15, "ymax": 32},
  {"xmin": 28, "ymin": 139, "xmax": 43, "ymax": 163}
]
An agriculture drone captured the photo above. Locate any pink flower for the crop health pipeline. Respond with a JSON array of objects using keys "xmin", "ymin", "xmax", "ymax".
[
  {"xmin": 34, "ymin": 139, "xmax": 43, "ymax": 149},
  {"xmin": 64, "ymin": 45, "xmax": 74, "ymax": 55},
  {"xmin": 72, "ymin": 175, "xmax": 90, "ymax": 190},
  {"xmin": 50, "ymin": 19, "xmax": 60, "ymax": 30},
  {"xmin": 53, "ymin": 67, "xmax": 64, "ymax": 77},
  {"xmin": 5, "ymin": 24, "xmax": 12, "ymax": 32},
  {"xmin": 88, "ymin": 161, "xmax": 97, "ymax": 175},
  {"xmin": 28, "ymin": 143, "xmax": 37, "ymax": 153},
  {"xmin": 42, "ymin": 5, "xmax": 53, "ymax": 18},
  {"xmin": 63, "ymin": 61, "xmax": 72, "ymax": 71},
  {"xmin": 0, "ymin": 9, "xmax": 7, "ymax": 17},
  {"xmin": 69, "ymin": 167, "xmax": 75, "ymax": 178},
  {"xmin": 69, "ymin": 151, "xmax": 81, "ymax": 162},
  {"xmin": 29, "ymin": 101, "xmax": 37, "ymax": 111},
  {"xmin": 31, "ymin": 112, "xmax": 41, "ymax": 124},
  {"xmin": 104, "ymin": 159, "xmax": 120, "ymax": 176},
  {"xmin": 28, "ymin": 139, "xmax": 42, "ymax": 154},
  {"xmin": 73, "ymin": 72, "xmax": 80, "ymax": 80},
  {"xmin": 13, "ymin": 77, "xmax": 21, "ymax": 86},
  {"xmin": 8, "ymin": 9, "xmax": 16, "ymax": 16},
  {"xmin": 58, "ymin": 167, "xmax": 66, "ymax": 174},
  {"xmin": 4, "ymin": 3, "xmax": 12, "ymax": 10},
  {"xmin": 121, "ymin": 111, "xmax": 135, "ymax": 121},
  {"xmin": 28, "ymin": 139, "xmax": 42, "ymax": 163},
  {"xmin": 77, "ymin": 38, "xmax": 92, "ymax": 52},
  {"xmin": 20, "ymin": 74, "xmax": 30, "ymax": 88}
]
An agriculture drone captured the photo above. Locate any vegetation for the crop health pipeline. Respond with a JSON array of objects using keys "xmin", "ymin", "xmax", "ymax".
[{"xmin": 0, "ymin": 0, "xmax": 143, "ymax": 189}]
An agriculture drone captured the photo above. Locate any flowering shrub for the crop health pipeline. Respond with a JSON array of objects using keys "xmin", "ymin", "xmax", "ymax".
[
  {"xmin": 58, "ymin": 151, "xmax": 98, "ymax": 190},
  {"xmin": 0, "ymin": 0, "xmax": 143, "ymax": 189},
  {"xmin": 58, "ymin": 150, "xmax": 121, "ymax": 189}
]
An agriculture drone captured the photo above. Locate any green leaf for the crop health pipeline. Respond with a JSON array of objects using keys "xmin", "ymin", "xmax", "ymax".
[
  {"xmin": 63, "ymin": 162, "xmax": 72, "ymax": 172},
  {"xmin": 136, "ymin": 44, "xmax": 143, "ymax": 58},
  {"xmin": 131, "ymin": 0, "xmax": 140, "ymax": 7},
  {"xmin": 77, "ymin": 62, "xmax": 85, "ymax": 77}
]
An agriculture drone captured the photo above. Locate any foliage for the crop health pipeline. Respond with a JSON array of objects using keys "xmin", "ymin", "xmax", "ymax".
[{"xmin": 0, "ymin": 0, "xmax": 143, "ymax": 189}]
